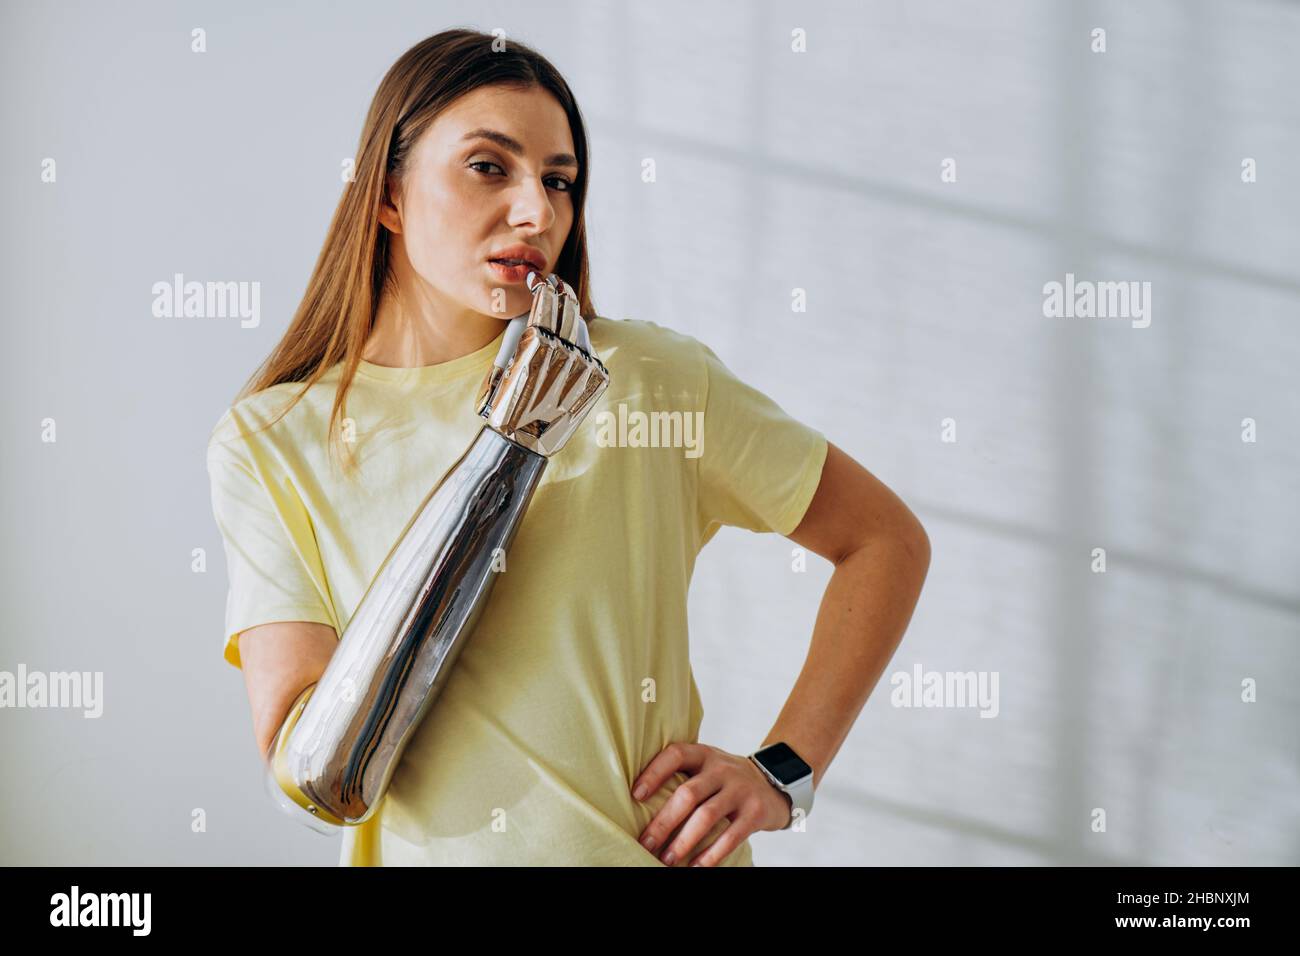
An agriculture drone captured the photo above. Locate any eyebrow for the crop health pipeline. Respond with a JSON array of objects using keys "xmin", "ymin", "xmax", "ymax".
[{"xmin": 460, "ymin": 128, "xmax": 579, "ymax": 169}]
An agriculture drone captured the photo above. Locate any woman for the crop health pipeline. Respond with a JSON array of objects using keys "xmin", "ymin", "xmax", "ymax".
[{"xmin": 206, "ymin": 29, "xmax": 930, "ymax": 867}]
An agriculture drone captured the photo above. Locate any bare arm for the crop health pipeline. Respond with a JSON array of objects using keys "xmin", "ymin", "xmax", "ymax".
[
  {"xmin": 236, "ymin": 621, "xmax": 338, "ymax": 760},
  {"xmin": 769, "ymin": 440, "xmax": 931, "ymax": 788}
]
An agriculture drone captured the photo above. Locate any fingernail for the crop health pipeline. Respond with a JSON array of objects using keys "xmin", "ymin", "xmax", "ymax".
[
  {"xmin": 662, "ymin": 850, "xmax": 675, "ymax": 865},
  {"xmin": 642, "ymin": 835, "xmax": 655, "ymax": 851},
  {"xmin": 632, "ymin": 784, "xmax": 646, "ymax": 800}
]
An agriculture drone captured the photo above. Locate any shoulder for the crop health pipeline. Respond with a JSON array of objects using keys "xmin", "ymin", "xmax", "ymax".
[
  {"xmin": 587, "ymin": 316, "xmax": 709, "ymax": 390},
  {"xmin": 589, "ymin": 314, "xmax": 703, "ymax": 354},
  {"xmin": 206, "ymin": 378, "xmax": 329, "ymax": 468}
]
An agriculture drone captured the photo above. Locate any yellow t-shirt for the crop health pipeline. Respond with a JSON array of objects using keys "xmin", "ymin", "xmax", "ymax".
[{"xmin": 206, "ymin": 317, "xmax": 827, "ymax": 866}]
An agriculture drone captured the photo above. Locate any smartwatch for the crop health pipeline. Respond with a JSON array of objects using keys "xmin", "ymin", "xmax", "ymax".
[{"xmin": 747, "ymin": 742, "xmax": 814, "ymax": 830}]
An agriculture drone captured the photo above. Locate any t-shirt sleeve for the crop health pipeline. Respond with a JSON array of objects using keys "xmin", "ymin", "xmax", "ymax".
[
  {"xmin": 206, "ymin": 411, "xmax": 336, "ymax": 671},
  {"xmin": 692, "ymin": 339, "xmax": 829, "ymax": 544}
]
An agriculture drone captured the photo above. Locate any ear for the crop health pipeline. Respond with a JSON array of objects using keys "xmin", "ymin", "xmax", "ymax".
[{"xmin": 378, "ymin": 174, "xmax": 403, "ymax": 234}]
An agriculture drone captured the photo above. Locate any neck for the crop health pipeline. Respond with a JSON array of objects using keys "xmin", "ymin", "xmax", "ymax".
[{"xmin": 362, "ymin": 284, "xmax": 504, "ymax": 368}]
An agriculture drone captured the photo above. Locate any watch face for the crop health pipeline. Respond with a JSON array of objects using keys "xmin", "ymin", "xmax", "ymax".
[{"xmin": 755, "ymin": 743, "xmax": 811, "ymax": 785}]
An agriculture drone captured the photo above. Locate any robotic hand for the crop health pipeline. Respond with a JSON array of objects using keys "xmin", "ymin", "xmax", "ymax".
[{"xmin": 264, "ymin": 272, "xmax": 609, "ymax": 832}]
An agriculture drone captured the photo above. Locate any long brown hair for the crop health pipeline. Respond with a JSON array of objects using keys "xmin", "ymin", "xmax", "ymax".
[{"xmin": 228, "ymin": 29, "xmax": 598, "ymax": 475}]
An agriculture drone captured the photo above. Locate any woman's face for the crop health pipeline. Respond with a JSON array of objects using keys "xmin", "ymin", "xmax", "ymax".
[{"xmin": 379, "ymin": 83, "xmax": 579, "ymax": 322}]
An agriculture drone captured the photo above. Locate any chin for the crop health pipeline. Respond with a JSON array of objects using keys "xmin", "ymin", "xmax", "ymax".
[{"xmin": 479, "ymin": 289, "xmax": 529, "ymax": 319}]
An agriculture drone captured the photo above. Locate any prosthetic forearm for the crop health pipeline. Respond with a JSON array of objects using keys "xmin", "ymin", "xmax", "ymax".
[{"xmin": 263, "ymin": 272, "xmax": 609, "ymax": 832}]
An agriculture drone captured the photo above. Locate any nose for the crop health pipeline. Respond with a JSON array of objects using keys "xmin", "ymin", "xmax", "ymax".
[{"xmin": 505, "ymin": 176, "xmax": 558, "ymax": 235}]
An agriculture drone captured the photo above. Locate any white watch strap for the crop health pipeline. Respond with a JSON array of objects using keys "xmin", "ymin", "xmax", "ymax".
[
  {"xmin": 783, "ymin": 771, "xmax": 814, "ymax": 829},
  {"xmin": 749, "ymin": 753, "xmax": 814, "ymax": 829}
]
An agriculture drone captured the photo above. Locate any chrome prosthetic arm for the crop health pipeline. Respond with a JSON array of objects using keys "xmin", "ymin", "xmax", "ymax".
[{"xmin": 264, "ymin": 273, "xmax": 609, "ymax": 832}]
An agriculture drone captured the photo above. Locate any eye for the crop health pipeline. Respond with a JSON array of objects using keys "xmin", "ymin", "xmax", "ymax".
[{"xmin": 469, "ymin": 160, "xmax": 574, "ymax": 193}]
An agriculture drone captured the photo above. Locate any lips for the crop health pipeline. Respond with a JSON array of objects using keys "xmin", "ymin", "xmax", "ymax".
[
  {"xmin": 487, "ymin": 260, "xmax": 540, "ymax": 284},
  {"xmin": 487, "ymin": 245, "xmax": 546, "ymax": 272}
]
